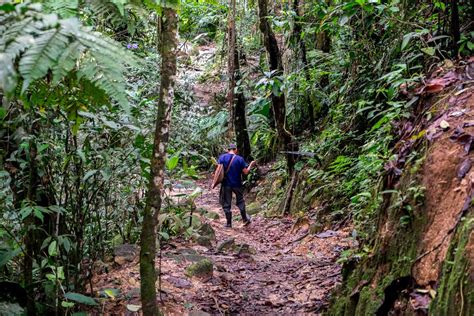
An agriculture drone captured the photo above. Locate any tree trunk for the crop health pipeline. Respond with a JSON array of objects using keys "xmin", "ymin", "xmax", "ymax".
[
  {"xmin": 315, "ymin": 0, "xmax": 331, "ymax": 119},
  {"xmin": 227, "ymin": 0, "xmax": 236, "ymax": 137},
  {"xmin": 234, "ymin": 47, "xmax": 252, "ymax": 161},
  {"xmin": 257, "ymin": 0, "xmax": 295, "ymax": 172},
  {"xmin": 291, "ymin": 0, "xmax": 314, "ymax": 131},
  {"xmin": 228, "ymin": 0, "xmax": 251, "ymax": 160},
  {"xmin": 450, "ymin": 0, "xmax": 460, "ymax": 57},
  {"xmin": 139, "ymin": 7, "xmax": 178, "ymax": 316}
]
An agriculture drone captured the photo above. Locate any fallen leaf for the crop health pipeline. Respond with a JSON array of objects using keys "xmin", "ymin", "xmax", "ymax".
[
  {"xmin": 126, "ymin": 304, "xmax": 141, "ymax": 312},
  {"xmin": 457, "ymin": 159, "xmax": 471, "ymax": 179},
  {"xmin": 439, "ymin": 120, "xmax": 450, "ymax": 130}
]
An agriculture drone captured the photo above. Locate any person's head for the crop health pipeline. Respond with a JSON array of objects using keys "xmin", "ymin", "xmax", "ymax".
[{"xmin": 227, "ymin": 143, "xmax": 238, "ymax": 153}]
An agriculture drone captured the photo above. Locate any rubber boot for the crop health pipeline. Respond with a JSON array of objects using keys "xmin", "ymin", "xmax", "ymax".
[
  {"xmin": 224, "ymin": 212, "xmax": 232, "ymax": 228},
  {"xmin": 240, "ymin": 209, "xmax": 251, "ymax": 226}
]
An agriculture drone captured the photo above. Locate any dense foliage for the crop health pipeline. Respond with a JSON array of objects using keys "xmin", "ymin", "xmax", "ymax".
[{"xmin": 0, "ymin": 0, "xmax": 472, "ymax": 314}]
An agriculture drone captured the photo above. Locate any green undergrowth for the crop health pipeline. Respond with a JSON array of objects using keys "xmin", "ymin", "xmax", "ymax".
[{"xmin": 327, "ymin": 145, "xmax": 428, "ymax": 315}]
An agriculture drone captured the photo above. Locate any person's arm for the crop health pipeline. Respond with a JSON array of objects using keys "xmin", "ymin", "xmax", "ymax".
[{"xmin": 243, "ymin": 161, "xmax": 256, "ymax": 175}]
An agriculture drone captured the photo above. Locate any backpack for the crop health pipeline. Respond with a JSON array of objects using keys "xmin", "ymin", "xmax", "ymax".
[{"xmin": 211, "ymin": 154, "xmax": 236, "ymax": 189}]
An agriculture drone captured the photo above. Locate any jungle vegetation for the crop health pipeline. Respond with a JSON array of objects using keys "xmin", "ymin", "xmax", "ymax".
[{"xmin": 0, "ymin": 0, "xmax": 473, "ymax": 314}]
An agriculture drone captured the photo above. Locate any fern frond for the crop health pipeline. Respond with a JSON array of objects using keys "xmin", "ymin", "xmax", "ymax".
[
  {"xmin": 2, "ymin": 17, "xmax": 36, "ymax": 48},
  {"xmin": 1, "ymin": 2, "xmax": 139, "ymax": 111},
  {"xmin": 74, "ymin": 28, "xmax": 138, "ymax": 67},
  {"xmin": 0, "ymin": 53, "xmax": 18, "ymax": 95},
  {"xmin": 0, "ymin": 12, "xmax": 15, "ymax": 38},
  {"xmin": 52, "ymin": 41, "xmax": 85, "ymax": 85},
  {"xmin": 5, "ymin": 35, "xmax": 35, "ymax": 60},
  {"xmin": 43, "ymin": 0, "xmax": 79, "ymax": 18},
  {"xmin": 19, "ymin": 27, "xmax": 69, "ymax": 92},
  {"xmin": 77, "ymin": 51, "xmax": 129, "ymax": 109},
  {"xmin": 86, "ymin": 0, "xmax": 124, "ymax": 26}
]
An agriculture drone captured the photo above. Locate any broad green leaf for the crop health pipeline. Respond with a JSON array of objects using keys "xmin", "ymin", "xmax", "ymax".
[
  {"xmin": 20, "ymin": 207, "xmax": 33, "ymax": 220},
  {"xmin": 420, "ymin": 47, "xmax": 435, "ymax": 56},
  {"xmin": 48, "ymin": 240, "xmax": 58, "ymax": 257},
  {"xmin": 401, "ymin": 32, "xmax": 415, "ymax": 51},
  {"xmin": 61, "ymin": 301, "xmax": 75, "ymax": 308},
  {"xmin": 0, "ymin": 4, "xmax": 15, "ymax": 12},
  {"xmin": 159, "ymin": 231, "xmax": 170, "ymax": 240},
  {"xmin": 34, "ymin": 208, "xmax": 44, "ymax": 222},
  {"xmin": 110, "ymin": 0, "xmax": 127, "ymax": 16},
  {"xmin": 103, "ymin": 288, "xmax": 119, "ymax": 299},
  {"xmin": 64, "ymin": 292, "xmax": 98, "ymax": 306},
  {"xmin": 166, "ymin": 154, "xmax": 180, "ymax": 171},
  {"xmin": 83, "ymin": 170, "xmax": 98, "ymax": 182}
]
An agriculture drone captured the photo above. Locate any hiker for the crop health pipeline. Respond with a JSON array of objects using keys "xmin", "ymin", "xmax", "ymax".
[{"xmin": 217, "ymin": 144, "xmax": 255, "ymax": 228}]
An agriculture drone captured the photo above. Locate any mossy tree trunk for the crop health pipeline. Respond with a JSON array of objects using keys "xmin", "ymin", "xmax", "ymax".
[
  {"xmin": 139, "ymin": 6, "xmax": 178, "ymax": 316},
  {"xmin": 257, "ymin": 0, "xmax": 295, "ymax": 172}
]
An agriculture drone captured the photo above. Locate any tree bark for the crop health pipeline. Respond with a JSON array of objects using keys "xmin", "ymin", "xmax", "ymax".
[
  {"xmin": 139, "ymin": 7, "xmax": 178, "ymax": 316},
  {"xmin": 228, "ymin": 0, "xmax": 251, "ymax": 160},
  {"xmin": 234, "ymin": 47, "xmax": 252, "ymax": 161},
  {"xmin": 227, "ymin": 0, "xmax": 236, "ymax": 137},
  {"xmin": 291, "ymin": 0, "xmax": 314, "ymax": 131},
  {"xmin": 450, "ymin": 0, "xmax": 460, "ymax": 57},
  {"xmin": 257, "ymin": 0, "xmax": 295, "ymax": 172}
]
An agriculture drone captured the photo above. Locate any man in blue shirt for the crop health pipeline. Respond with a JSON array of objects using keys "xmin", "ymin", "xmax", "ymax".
[{"xmin": 217, "ymin": 143, "xmax": 255, "ymax": 228}]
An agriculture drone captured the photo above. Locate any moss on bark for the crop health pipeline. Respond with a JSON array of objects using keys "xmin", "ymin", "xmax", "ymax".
[{"xmin": 430, "ymin": 217, "xmax": 474, "ymax": 315}]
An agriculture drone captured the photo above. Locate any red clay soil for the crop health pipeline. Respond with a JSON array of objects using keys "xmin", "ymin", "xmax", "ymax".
[{"xmin": 93, "ymin": 180, "xmax": 353, "ymax": 315}]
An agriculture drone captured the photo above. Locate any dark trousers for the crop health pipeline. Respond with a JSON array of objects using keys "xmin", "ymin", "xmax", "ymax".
[{"xmin": 220, "ymin": 185, "xmax": 248, "ymax": 220}]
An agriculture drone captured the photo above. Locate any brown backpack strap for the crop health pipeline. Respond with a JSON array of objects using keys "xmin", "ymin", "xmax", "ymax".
[{"xmin": 225, "ymin": 155, "xmax": 236, "ymax": 174}]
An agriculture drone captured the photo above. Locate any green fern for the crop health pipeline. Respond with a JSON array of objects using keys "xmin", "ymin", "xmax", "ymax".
[
  {"xmin": 52, "ymin": 41, "xmax": 85, "ymax": 85},
  {"xmin": 43, "ymin": 0, "xmax": 79, "ymax": 18},
  {"xmin": 87, "ymin": 0, "xmax": 124, "ymax": 26},
  {"xmin": 19, "ymin": 27, "xmax": 70, "ymax": 92},
  {"xmin": 0, "ymin": 1, "xmax": 138, "ymax": 110}
]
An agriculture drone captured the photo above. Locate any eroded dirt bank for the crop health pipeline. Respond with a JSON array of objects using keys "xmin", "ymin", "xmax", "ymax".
[{"xmin": 328, "ymin": 59, "xmax": 474, "ymax": 315}]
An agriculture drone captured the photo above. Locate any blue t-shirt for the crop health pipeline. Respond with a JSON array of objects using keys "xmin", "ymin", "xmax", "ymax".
[{"xmin": 218, "ymin": 153, "xmax": 248, "ymax": 187}]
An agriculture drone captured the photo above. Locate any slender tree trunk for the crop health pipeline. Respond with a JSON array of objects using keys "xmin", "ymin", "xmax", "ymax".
[
  {"xmin": 450, "ymin": 0, "xmax": 460, "ymax": 57},
  {"xmin": 228, "ymin": 0, "xmax": 251, "ymax": 160},
  {"xmin": 25, "ymin": 140, "xmax": 37, "ymax": 316},
  {"xmin": 291, "ymin": 0, "xmax": 314, "ymax": 131},
  {"xmin": 227, "ymin": 0, "xmax": 236, "ymax": 137},
  {"xmin": 140, "ymin": 7, "xmax": 178, "ymax": 316},
  {"xmin": 257, "ymin": 0, "xmax": 295, "ymax": 172},
  {"xmin": 234, "ymin": 47, "xmax": 252, "ymax": 160},
  {"xmin": 315, "ymin": 0, "xmax": 331, "ymax": 118}
]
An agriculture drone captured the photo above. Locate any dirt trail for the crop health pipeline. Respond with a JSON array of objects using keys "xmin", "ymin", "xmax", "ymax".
[
  {"xmin": 94, "ymin": 179, "xmax": 352, "ymax": 315},
  {"xmin": 172, "ymin": 181, "xmax": 352, "ymax": 314}
]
